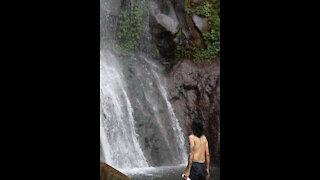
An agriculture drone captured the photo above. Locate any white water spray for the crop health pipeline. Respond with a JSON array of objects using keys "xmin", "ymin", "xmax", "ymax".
[
  {"xmin": 100, "ymin": 51, "xmax": 148, "ymax": 169},
  {"xmin": 100, "ymin": 50, "xmax": 188, "ymax": 170}
]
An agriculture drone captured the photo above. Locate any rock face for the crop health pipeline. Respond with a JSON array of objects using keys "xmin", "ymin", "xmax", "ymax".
[
  {"xmin": 149, "ymin": 0, "xmax": 179, "ymax": 60},
  {"xmin": 192, "ymin": 14, "xmax": 209, "ymax": 33},
  {"xmin": 149, "ymin": 0, "xmax": 213, "ymax": 61},
  {"xmin": 100, "ymin": 163, "xmax": 130, "ymax": 180},
  {"xmin": 166, "ymin": 58, "xmax": 220, "ymax": 166},
  {"xmin": 149, "ymin": 1, "xmax": 179, "ymax": 34}
]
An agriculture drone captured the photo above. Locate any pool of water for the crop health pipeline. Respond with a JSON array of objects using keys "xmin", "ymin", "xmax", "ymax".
[{"xmin": 119, "ymin": 165, "xmax": 220, "ymax": 180}]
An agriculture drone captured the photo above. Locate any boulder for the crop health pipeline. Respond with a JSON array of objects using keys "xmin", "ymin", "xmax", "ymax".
[
  {"xmin": 149, "ymin": 1, "xmax": 179, "ymax": 34},
  {"xmin": 192, "ymin": 14, "xmax": 209, "ymax": 33},
  {"xmin": 100, "ymin": 163, "xmax": 131, "ymax": 180}
]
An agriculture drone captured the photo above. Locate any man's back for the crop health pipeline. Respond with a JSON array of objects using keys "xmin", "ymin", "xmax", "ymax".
[
  {"xmin": 189, "ymin": 134, "xmax": 208, "ymax": 162},
  {"xmin": 184, "ymin": 122, "xmax": 210, "ymax": 180}
]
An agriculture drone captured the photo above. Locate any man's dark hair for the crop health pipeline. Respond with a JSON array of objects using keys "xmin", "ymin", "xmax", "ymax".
[{"xmin": 191, "ymin": 121, "xmax": 204, "ymax": 137}]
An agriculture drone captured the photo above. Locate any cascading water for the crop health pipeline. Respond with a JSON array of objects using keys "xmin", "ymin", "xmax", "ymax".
[
  {"xmin": 152, "ymin": 69, "xmax": 188, "ymax": 162},
  {"xmin": 100, "ymin": 0, "xmax": 188, "ymax": 176},
  {"xmin": 100, "ymin": 51, "xmax": 148, "ymax": 169},
  {"xmin": 100, "ymin": 49, "xmax": 187, "ymax": 170}
]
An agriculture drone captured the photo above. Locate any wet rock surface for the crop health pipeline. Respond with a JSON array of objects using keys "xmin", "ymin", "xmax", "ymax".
[
  {"xmin": 167, "ymin": 58, "xmax": 220, "ymax": 166},
  {"xmin": 118, "ymin": 54, "xmax": 187, "ymax": 167}
]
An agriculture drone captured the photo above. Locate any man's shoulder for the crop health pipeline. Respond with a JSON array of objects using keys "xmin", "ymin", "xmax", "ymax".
[
  {"xmin": 201, "ymin": 135, "xmax": 208, "ymax": 142},
  {"xmin": 189, "ymin": 134, "xmax": 196, "ymax": 140}
]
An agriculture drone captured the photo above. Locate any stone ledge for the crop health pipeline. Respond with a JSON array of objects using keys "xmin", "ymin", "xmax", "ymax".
[{"xmin": 100, "ymin": 163, "xmax": 131, "ymax": 180}]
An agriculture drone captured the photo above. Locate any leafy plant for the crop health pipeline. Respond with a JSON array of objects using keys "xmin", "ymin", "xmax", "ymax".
[
  {"xmin": 196, "ymin": 1, "xmax": 213, "ymax": 17},
  {"xmin": 186, "ymin": 7, "xmax": 193, "ymax": 16},
  {"xmin": 117, "ymin": 0, "xmax": 143, "ymax": 53},
  {"xmin": 155, "ymin": 45, "xmax": 160, "ymax": 59},
  {"xmin": 175, "ymin": 44, "xmax": 192, "ymax": 60},
  {"xmin": 177, "ymin": 27, "xmax": 182, "ymax": 38}
]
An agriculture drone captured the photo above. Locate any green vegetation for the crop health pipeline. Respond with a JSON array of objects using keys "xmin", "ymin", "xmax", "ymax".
[
  {"xmin": 154, "ymin": 45, "xmax": 160, "ymax": 59},
  {"xmin": 193, "ymin": 30, "xmax": 220, "ymax": 61},
  {"xmin": 175, "ymin": 0, "xmax": 220, "ymax": 61},
  {"xmin": 196, "ymin": 1, "xmax": 213, "ymax": 17},
  {"xmin": 185, "ymin": 0, "xmax": 193, "ymax": 16},
  {"xmin": 177, "ymin": 27, "xmax": 182, "ymax": 38},
  {"xmin": 117, "ymin": 0, "xmax": 143, "ymax": 53},
  {"xmin": 175, "ymin": 44, "xmax": 193, "ymax": 60},
  {"xmin": 203, "ymin": 30, "xmax": 220, "ymax": 57},
  {"xmin": 186, "ymin": 7, "xmax": 193, "ymax": 16}
]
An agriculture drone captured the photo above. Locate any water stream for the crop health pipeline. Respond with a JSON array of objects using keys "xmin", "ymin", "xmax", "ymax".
[
  {"xmin": 100, "ymin": 0, "xmax": 195, "ymax": 178},
  {"xmin": 100, "ymin": 49, "xmax": 189, "ymax": 170}
]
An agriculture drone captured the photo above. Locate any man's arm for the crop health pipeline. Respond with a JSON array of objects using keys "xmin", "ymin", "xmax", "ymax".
[
  {"xmin": 184, "ymin": 136, "xmax": 194, "ymax": 178},
  {"xmin": 205, "ymin": 140, "xmax": 210, "ymax": 177}
]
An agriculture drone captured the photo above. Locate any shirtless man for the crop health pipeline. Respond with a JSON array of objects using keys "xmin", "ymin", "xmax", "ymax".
[{"xmin": 184, "ymin": 121, "xmax": 210, "ymax": 180}]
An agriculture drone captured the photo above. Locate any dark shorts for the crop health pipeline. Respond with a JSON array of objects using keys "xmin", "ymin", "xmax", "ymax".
[{"xmin": 189, "ymin": 162, "xmax": 207, "ymax": 180}]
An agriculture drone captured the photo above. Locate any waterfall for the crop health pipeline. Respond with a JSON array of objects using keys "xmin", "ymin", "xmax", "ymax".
[
  {"xmin": 100, "ymin": 50, "xmax": 187, "ymax": 169},
  {"xmin": 100, "ymin": 0, "xmax": 187, "ymax": 171},
  {"xmin": 100, "ymin": 51, "xmax": 148, "ymax": 169},
  {"xmin": 151, "ymin": 68, "xmax": 188, "ymax": 163}
]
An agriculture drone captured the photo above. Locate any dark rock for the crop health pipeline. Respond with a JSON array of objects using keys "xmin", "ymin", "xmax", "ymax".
[
  {"xmin": 149, "ymin": 1, "xmax": 179, "ymax": 61},
  {"xmin": 154, "ymin": 30, "xmax": 176, "ymax": 60},
  {"xmin": 184, "ymin": 0, "xmax": 204, "ymax": 48},
  {"xmin": 100, "ymin": 163, "xmax": 131, "ymax": 180},
  {"xmin": 170, "ymin": 0, "xmax": 193, "ymax": 39},
  {"xmin": 166, "ymin": 58, "xmax": 220, "ymax": 166},
  {"xmin": 148, "ymin": 0, "xmax": 211, "ymax": 62}
]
